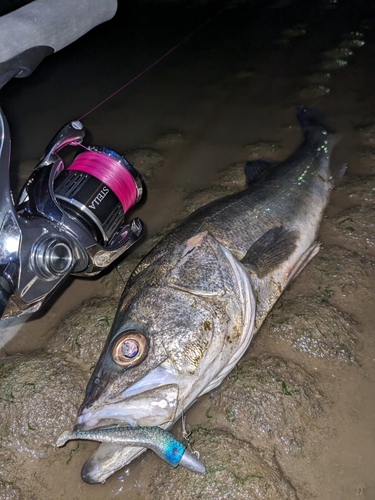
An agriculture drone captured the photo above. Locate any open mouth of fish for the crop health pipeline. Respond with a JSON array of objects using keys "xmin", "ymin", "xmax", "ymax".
[
  {"xmin": 74, "ymin": 367, "xmax": 183, "ymax": 482},
  {"xmin": 76, "ymin": 367, "xmax": 180, "ymax": 430}
]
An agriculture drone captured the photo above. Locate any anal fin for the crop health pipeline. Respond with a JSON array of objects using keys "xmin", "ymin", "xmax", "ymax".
[{"xmin": 286, "ymin": 241, "xmax": 320, "ymax": 286}]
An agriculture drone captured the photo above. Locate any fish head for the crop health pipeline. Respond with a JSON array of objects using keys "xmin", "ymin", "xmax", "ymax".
[{"xmin": 77, "ymin": 231, "xmax": 254, "ymax": 432}]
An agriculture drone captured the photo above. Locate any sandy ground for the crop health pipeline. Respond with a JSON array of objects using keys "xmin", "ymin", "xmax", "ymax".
[{"xmin": 0, "ymin": 0, "xmax": 375, "ymax": 498}]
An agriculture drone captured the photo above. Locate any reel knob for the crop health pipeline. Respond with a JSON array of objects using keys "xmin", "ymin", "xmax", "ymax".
[{"xmin": 33, "ymin": 237, "xmax": 74, "ymax": 280}]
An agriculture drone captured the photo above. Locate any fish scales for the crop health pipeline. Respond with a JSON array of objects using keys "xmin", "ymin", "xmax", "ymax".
[
  {"xmin": 128, "ymin": 145, "xmax": 330, "ymax": 281},
  {"xmin": 71, "ymin": 107, "xmax": 338, "ymax": 483}
]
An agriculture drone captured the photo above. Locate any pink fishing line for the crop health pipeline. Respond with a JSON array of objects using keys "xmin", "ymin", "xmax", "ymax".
[
  {"xmin": 77, "ymin": 7, "xmax": 226, "ymax": 120},
  {"xmin": 68, "ymin": 151, "xmax": 137, "ymax": 213}
]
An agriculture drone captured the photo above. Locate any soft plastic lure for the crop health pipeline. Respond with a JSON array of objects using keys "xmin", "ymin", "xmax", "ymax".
[{"xmin": 56, "ymin": 426, "xmax": 205, "ymax": 473}]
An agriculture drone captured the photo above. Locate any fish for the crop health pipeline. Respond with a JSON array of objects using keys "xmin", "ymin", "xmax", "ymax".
[
  {"xmin": 75, "ymin": 106, "xmax": 339, "ymax": 483},
  {"xmin": 57, "ymin": 426, "xmax": 205, "ymax": 473}
]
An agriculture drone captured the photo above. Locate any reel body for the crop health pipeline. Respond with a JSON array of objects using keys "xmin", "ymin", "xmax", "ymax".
[{"xmin": 0, "ymin": 108, "xmax": 144, "ymax": 319}]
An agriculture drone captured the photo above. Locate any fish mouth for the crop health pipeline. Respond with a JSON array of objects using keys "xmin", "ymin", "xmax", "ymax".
[{"xmin": 76, "ymin": 361, "xmax": 179, "ymax": 430}]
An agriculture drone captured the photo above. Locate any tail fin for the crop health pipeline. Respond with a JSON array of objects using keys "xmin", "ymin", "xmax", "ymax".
[
  {"xmin": 296, "ymin": 106, "xmax": 335, "ymax": 135},
  {"xmin": 56, "ymin": 431, "xmax": 72, "ymax": 447}
]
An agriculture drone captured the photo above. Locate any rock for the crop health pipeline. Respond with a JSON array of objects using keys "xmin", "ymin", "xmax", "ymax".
[
  {"xmin": 355, "ymin": 122, "xmax": 375, "ymax": 147},
  {"xmin": 351, "ymin": 148, "xmax": 375, "ymax": 173},
  {"xmin": 47, "ymin": 297, "xmax": 118, "ymax": 369},
  {"xmin": 291, "ymin": 245, "xmax": 375, "ymax": 315},
  {"xmin": 299, "ymin": 84, "xmax": 331, "ymax": 99},
  {"xmin": 265, "ymin": 295, "xmax": 358, "ymax": 363},
  {"xmin": 321, "ymin": 58, "xmax": 348, "ymax": 70},
  {"xmin": 323, "ymin": 47, "xmax": 353, "ymax": 59},
  {"xmin": 183, "ymin": 162, "xmax": 246, "ymax": 215},
  {"xmin": 209, "ymin": 355, "xmax": 325, "ymax": 459},
  {"xmin": 0, "ymin": 483, "xmax": 23, "ymax": 500},
  {"xmin": 125, "ymin": 148, "xmax": 164, "ymax": 180},
  {"xmin": 306, "ymin": 72, "xmax": 332, "ymax": 84},
  {"xmin": 334, "ymin": 175, "xmax": 375, "ymax": 207},
  {"xmin": 324, "ymin": 205, "xmax": 375, "ymax": 256},
  {"xmin": 245, "ymin": 140, "xmax": 283, "ymax": 159},
  {"xmin": 148, "ymin": 427, "xmax": 298, "ymax": 500},
  {"xmin": 152, "ymin": 130, "xmax": 185, "ymax": 149},
  {"xmin": 0, "ymin": 352, "xmax": 86, "ymax": 494}
]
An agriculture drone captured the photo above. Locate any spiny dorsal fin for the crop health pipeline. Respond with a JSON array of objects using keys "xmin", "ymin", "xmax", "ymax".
[
  {"xmin": 244, "ymin": 159, "xmax": 276, "ymax": 184},
  {"xmin": 241, "ymin": 226, "xmax": 298, "ymax": 278}
]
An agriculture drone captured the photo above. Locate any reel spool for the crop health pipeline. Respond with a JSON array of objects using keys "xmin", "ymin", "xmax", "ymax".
[{"xmin": 55, "ymin": 147, "xmax": 142, "ymax": 246}]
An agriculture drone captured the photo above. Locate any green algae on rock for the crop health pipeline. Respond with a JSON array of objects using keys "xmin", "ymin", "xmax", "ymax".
[
  {"xmin": 0, "ymin": 352, "xmax": 87, "ymax": 495},
  {"xmin": 291, "ymin": 245, "xmax": 375, "ymax": 315},
  {"xmin": 208, "ymin": 355, "xmax": 325, "ymax": 458},
  {"xmin": 148, "ymin": 428, "xmax": 298, "ymax": 500},
  {"xmin": 265, "ymin": 295, "xmax": 358, "ymax": 363},
  {"xmin": 47, "ymin": 297, "xmax": 118, "ymax": 369}
]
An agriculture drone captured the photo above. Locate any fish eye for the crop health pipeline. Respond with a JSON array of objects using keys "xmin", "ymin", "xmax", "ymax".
[{"xmin": 111, "ymin": 330, "xmax": 148, "ymax": 367}]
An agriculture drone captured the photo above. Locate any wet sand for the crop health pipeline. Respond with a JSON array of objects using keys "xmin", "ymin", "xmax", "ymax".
[{"xmin": 0, "ymin": 0, "xmax": 374, "ymax": 498}]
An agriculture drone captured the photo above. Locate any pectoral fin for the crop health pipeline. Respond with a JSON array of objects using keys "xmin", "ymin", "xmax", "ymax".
[{"xmin": 241, "ymin": 226, "xmax": 298, "ymax": 278}]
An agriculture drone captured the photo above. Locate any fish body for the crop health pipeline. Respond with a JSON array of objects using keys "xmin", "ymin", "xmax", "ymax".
[{"xmin": 76, "ymin": 107, "xmax": 338, "ymax": 483}]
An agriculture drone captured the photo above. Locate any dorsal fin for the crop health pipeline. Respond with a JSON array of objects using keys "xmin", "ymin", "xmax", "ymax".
[{"xmin": 244, "ymin": 159, "xmax": 276, "ymax": 184}]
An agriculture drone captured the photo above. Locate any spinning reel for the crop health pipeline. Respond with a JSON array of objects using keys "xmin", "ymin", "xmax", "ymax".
[{"xmin": 0, "ymin": 109, "xmax": 144, "ymax": 319}]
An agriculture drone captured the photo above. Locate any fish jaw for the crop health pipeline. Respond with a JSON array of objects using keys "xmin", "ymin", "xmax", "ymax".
[
  {"xmin": 77, "ymin": 358, "xmax": 180, "ymax": 429},
  {"xmin": 81, "ymin": 443, "xmax": 146, "ymax": 484}
]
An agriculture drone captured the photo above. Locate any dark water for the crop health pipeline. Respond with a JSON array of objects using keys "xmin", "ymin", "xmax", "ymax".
[{"xmin": 0, "ymin": 0, "xmax": 375, "ymax": 498}]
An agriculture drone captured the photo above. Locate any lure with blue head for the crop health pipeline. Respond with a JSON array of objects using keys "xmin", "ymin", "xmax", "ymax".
[{"xmin": 56, "ymin": 426, "xmax": 205, "ymax": 474}]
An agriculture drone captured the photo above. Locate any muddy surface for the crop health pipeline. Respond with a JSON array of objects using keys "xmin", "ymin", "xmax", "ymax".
[{"xmin": 1, "ymin": 0, "xmax": 375, "ymax": 498}]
